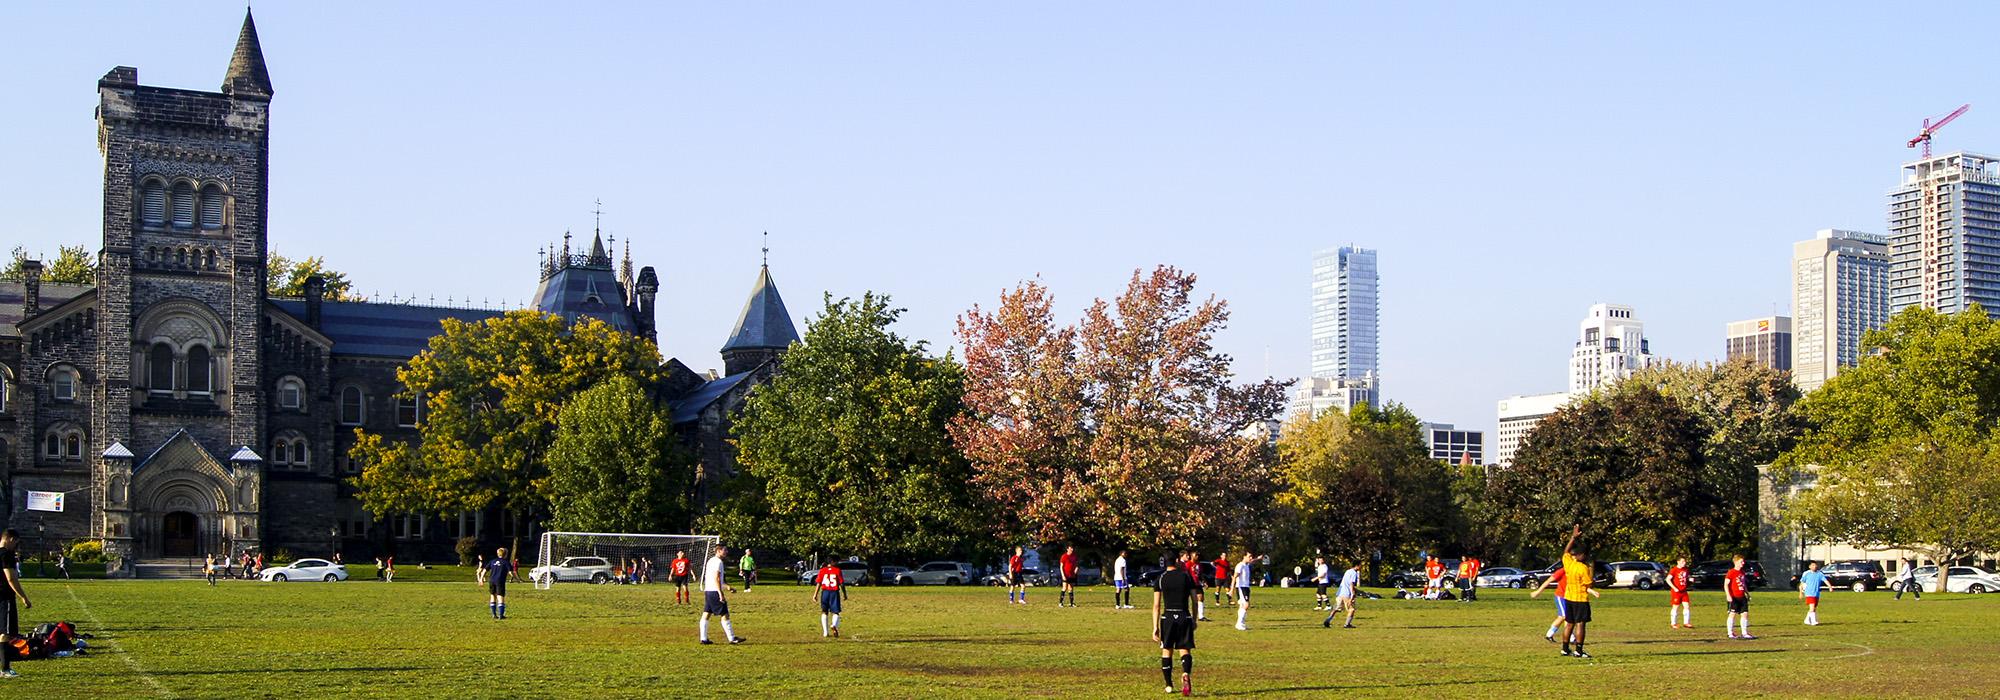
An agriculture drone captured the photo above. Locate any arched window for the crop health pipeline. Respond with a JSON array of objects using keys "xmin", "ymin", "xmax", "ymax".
[
  {"xmin": 340, "ymin": 386, "xmax": 365, "ymax": 426},
  {"xmin": 277, "ymin": 377, "xmax": 305, "ymax": 410},
  {"xmin": 44, "ymin": 434, "xmax": 59, "ymax": 458},
  {"xmin": 65, "ymin": 434, "xmax": 81, "ymax": 459},
  {"xmin": 0, "ymin": 367, "xmax": 9, "ymax": 413},
  {"xmin": 140, "ymin": 181, "xmax": 167, "ymax": 226},
  {"xmin": 51, "ymin": 367, "xmax": 77, "ymax": 401},
  {"xmin": 271, "ymin": 437, "xmax": 292, "ymax": 466},
  {"xmin": 205, "ymin": 250, "xmax": 217, "ymax": 269},
  {"xmin": 292, "ymin": 441, "xmax": 310, "ymax": 467},
  {"xmin": 176, "ymin": 249, "xmax": 187, "ymax": 267},
  {"xmin": 199, "ymin": 185, "xmax": 225, "ymax": 229},
  {"xmin": 170, "ymin": 182, "xmax": 195, "ymax": 229},
  {"xmin": 186, "ymin": 346, "xmax": 212, "ymax": 394},
  {"xmin": 148, "ymin": 343, "xmax": 176, "ymax": 392}
]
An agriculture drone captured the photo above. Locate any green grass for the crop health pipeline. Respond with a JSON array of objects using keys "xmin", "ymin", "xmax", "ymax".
[{"xmin": 6, "ymin": 580, "xmax": 1996, "ymax": 698}]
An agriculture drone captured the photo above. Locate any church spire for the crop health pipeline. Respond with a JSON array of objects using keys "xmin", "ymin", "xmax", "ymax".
[{"xmin": 222, "ymin": 8, "xmax": 273, "ymax": 98}]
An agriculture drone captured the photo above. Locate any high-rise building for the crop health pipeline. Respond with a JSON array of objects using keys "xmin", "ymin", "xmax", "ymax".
[
  {"xmin": 1311, "ymin": 246, "xmax": 1378, "ymax": 382},
  {"xmin": 1286, "ymin": 376, "xmax": 1377, "ymax": 420},
  {"xmin": 1888, "ymin": 152, "xmax": 2000, "ymax": 315},
  {"xmin": 1495, "ymin": 392, "xmax": 1570, "ymax": 468},
  {"xmin": 1725, "ymin": 316, "xmax": 1792, "ymax": 371},
  {"xmin": 1567, "ymin": 303, "xmax": 1657, "ymax": 395},
  {"xmin": 1792, "ymin": 229, "xmax": 1891, "ymax": 391},
  {"xmin": 1422, "ymin": 423, "xmax": 1485, "ymax": 465}
]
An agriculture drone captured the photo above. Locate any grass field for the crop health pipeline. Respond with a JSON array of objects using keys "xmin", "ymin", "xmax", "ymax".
[{"xmin": 5, "ymin": 578, "xmax": 1996, "ymax": 698}]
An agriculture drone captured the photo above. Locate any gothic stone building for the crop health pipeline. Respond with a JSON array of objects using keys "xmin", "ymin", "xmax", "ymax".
[{"xmin": 0, "ymin": 11, "xmax": 800, "ymax": 572}]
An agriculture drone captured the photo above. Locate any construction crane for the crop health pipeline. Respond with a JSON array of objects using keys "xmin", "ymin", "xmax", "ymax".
[{"xmin": 1908, "ymin": 103, "xmax": 1971, "ymax": 158}]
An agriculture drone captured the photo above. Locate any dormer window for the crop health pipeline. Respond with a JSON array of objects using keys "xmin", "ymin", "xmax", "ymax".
[{"xmin": 51, "ymin": 366, "xmax": 78, "ymax": 402}]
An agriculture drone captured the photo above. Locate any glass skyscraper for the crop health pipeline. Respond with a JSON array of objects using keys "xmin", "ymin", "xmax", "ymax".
[
  {"xmin": 1888, "ymin": 152, "xmax": 2000, "ymax": 315},
  {"xmin": 1310, "ymin": 246, "xmax": 1378, "ymax": 380}
]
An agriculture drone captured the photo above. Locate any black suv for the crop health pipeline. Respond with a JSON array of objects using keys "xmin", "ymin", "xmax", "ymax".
[
  {"xmin": 1519, "ymin": 561, "xmax": 1614, "ymax": 590},
  {"xmin": 1793, "ymin": 560, "xmax": 1886, "ymax": 592},
  {"xmin": 1690, "ymin": 560, "xmax": 1767, "ymax": 590}
]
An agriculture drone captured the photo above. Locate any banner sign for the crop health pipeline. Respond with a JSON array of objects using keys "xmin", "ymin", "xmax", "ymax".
[{"xmin": 25, "ymin": 491, "xmax": 64, "ymax": 513}]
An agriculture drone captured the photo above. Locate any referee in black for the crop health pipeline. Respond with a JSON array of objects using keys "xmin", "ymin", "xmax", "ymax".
[
  {"xmin": 1153, "ymin": 551, "xmax": 1197, "ymax": 695},
  {"xmin": 0, "ymin": 529, "xmax": 32, "ymax": 679}
]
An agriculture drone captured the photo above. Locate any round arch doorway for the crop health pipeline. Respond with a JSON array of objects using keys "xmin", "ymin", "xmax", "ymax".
[{"xmin": 162, "ymin": 511, "xmax": 199, "ymax": 557}]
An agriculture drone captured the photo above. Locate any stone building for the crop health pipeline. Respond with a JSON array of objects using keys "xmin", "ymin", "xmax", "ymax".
[{"xmin": 0, "ymin": 11, "xmax": 798, "ymax": 572}]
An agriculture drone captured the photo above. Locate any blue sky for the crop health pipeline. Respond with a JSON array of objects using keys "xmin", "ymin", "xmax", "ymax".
[{"xmin": 3, "ymin": 2, "xmax": 1991, "ymax": 439}]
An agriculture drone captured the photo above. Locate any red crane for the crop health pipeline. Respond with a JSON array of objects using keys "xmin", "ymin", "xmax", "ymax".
[{"xmin": 1909, "ymin": 103, "xmax": 1971, "ymax": 158}]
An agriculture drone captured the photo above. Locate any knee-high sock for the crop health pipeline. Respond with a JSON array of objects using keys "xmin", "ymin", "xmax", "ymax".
[
  {"xmin": 1181, "ymin": 652, "xmax": 1193, "ymax": 675},
  {"xmin": 497, "ymin": 603, "xmax": 505, "ymax": 619},
  {"xmin": 700, "ymin": 617, "xmax": 710, "ymax": 642},
  {"xmin": 820, "ymin": 614, "xmax": 829, "ymax": 636},
  {"xmin": 1236, "ymin": 606, "xmax": 1246, "ymax": 627},
  {"xmin": 1197, "ymin": 601, "xmax": 1205, "ymax": 618},
  {"xmin": 1160, "ymin": 657, "xmax": 1173, "ymax": 687},
  {"xmin": 721, "ymin": 619, "xmax": 736, "ymax": 640},
  {"xmin": 830, "ymin": 613, "xmax": 840, "ymax": 629}
]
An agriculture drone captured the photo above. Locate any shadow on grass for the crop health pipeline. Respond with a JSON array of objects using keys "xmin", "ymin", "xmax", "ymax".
[
  {"xmin": 149, "ymin": 666, "xmax": 427, "ymax": 676},
  {"xmin": 1645, "ymin": 648, "xmax": 1788, "ymax": 657},
  {"xmin": 1211, "ymin": 678, "xmax": 1504, "ymax": 695}
]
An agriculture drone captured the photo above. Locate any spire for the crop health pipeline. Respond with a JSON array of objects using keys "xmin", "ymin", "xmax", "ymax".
[
  {"xmin": 721, "ymin": 264, "xmax": 801, "ymax": 353},
  {"xmin": 589, "ymin": 232, "xmax": 607, "ymax": 263},
  {"xmin": 620, "ymin": 239, "xmax": 634, "ymax": 291},
  {"xmin": 222, "ymin": 8, "xmax": 273, "ymax": 97}
]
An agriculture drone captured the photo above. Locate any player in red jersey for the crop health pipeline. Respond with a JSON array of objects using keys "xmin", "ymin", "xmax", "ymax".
[
  {"xmin": 1186, "ymin": 551, "xmax": 1210, "ymax": 621},
  {"xmin": 1667, "ymin": 556, "xmax": 1692, "ymax": 628},
  {"xmin": 1530, "ymin": 566, "xmax": 1572, "ymax": 643},
  {"xmin": 1424, "ymin": 556, "xmax": 1446, "ymax": 599},
  {"xmin": 1212, "ymin": 554, "xmax": 1232, "ymax": 605},
  {"xmin": 1007, "ymin": 546, "xmax": 1028, "ymax": 605},
  {"xmin": 1058, "ymin": 546, "xmax": 1079, "ymax": 607},
  {"xmin": 812, "ymin": 561, "xmax": 845, "ymax": 638},
  {"xmin": 670, "ymin": 551, "xmax": 693, "ymax": 605},
  {"xmin": 1724, "ymin": 554, "xmax": 1754, "ymax": 639}
]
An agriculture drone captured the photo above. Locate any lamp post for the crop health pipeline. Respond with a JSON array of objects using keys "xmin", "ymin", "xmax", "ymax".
[
  {"xmin": 37, "ymin": 523, "xmax": 45, "ymax": 578},
  {"xmin": 330, "ymin": 526, "xmax": 340, "ymax": 562}
]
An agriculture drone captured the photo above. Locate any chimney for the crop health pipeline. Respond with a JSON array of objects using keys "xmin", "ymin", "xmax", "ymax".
[
  {"xmin": 304, "ymin": 275, "xmax": 325, "ymax": 328},
  {"xmin": 21, "ymin": 259, "xmax": 43, "ymax": 317}
]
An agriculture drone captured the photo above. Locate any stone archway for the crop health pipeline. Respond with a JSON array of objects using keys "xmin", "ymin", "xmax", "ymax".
[
  {"xmin": 162, "ymin": 511, "xmax": 198, "ymax": 557},
  {"xmin": 124, "ymin": 430, "xmax": 254, "ymax": 561}
]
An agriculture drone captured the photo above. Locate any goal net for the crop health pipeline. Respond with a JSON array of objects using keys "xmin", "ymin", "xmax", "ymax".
[{"xmin": 534, "ymin": 531, "xmax": 719, "ymax": 590}]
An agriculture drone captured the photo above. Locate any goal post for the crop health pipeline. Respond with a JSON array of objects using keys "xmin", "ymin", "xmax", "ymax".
[{"xmin": 534, "ymin": 531, "xmax": 719, "ymax": 590}]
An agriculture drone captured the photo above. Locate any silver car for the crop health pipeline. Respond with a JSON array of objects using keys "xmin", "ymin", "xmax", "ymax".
[
  {"xmin": 260, "ymin": 558, "xmax": 348, "ymax": 582},
  {"xmin": 898, "ymin": 561, "xmax": 977, "ymax": 586},
  {"xmin": 1899, "ymin": 565, "xmax": 2000, "ymax": 594},
  {"xmin": 530, "ymin": 556, "xmax": 616, "ymax": 585},
  {"xmin": 1607, "ymin": 561, "xmax": 1668, "ymax": 590},
  {"xmin": 1474, "ymin": 567, "xmax": 1532, "ymax": 588}
]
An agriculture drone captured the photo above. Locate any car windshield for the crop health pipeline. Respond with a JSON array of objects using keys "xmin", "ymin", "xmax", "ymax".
[{"xmin": 1950, "ymin": 567, "xmax": 1978, "ymax": 576}]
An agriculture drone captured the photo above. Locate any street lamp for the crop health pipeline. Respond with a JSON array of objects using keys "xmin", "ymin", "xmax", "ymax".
[
  {"xmin": 36, "ymin": 523, "xmax": 45, "ymax": 578},
  {"xmin": 330, "ymin": 526, "xmax": 340, "ymax": 562}
]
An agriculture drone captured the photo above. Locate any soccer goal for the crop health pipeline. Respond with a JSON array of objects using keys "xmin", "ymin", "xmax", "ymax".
[{"xmin": 534, "ymin": 531, "xmax": 719, "ymax": 590}]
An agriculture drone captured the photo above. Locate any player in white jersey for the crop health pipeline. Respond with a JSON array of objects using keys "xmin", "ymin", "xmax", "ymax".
[
  {"xmin": 1112, "ymin": 550, "xmax": 1133, "ymax": 609},
  {"xmin": 699, "ymin": 545, "xmax": 746, "ymax": 645},
  {"xmin": 1323, "ymin": 563, "xmax": 1361, "ymax": 628},
  {"xmin": 1312, "ymin": 556, "xmax": 1331, "ymax": 610},
  {"xmin": 1234, "ymin": 552, "xmax": 1255, "ymax": 631}
]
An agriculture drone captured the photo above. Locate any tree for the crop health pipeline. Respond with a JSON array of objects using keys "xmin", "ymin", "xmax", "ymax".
[
  {"xmin": 1275, "ymin": 402, "xmax": 1460, "ymax": 576},
  {"xmin": 705, "ymin": 293, "xmax": 983, "ymax": 559},
  {"xmin": 953, "ymin": 267, "xmax": 1290, "ymax": 550},
  {"xmin": 544, "ymin": 375, "xmax": 695, "ymax": 533},
  {"xmin": 349, "ymin": 311, "xmax": 663, "ymax": 522},
  {"xmin": 1776, "ymin": 306, "xmax": 2000, "ymax": 592},
  {"xmin": 1629, "ymin": 358, "xmax": 1804, "ymax": 558},
  {"xmin": 3, "ymin": 244, "xmax": 96, "ymax": 284},
  {"xmin": 268, "ymin": 252, "xmax": 363, "ymax": 301}
]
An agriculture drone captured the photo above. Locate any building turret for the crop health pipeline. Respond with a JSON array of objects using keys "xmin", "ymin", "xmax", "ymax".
[
  {"xmin": 222, "ymin": 9, "xmax": 273, "ymax": 99},
  {"xmin": 634, "ymin": 266, "xmax": 659, "ymax": 344},
  {"xmin": 719, "ymin": 264, "xmax": 800, "ymax": 376}
]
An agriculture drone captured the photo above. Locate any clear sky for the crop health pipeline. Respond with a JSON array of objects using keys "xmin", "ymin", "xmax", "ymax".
[{"xmin": 4, "ymin": 2, "xmax": 1994, "ymax": 439}]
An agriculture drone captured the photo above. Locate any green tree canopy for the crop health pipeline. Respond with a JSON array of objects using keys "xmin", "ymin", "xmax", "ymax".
[
  {"xmin": 1629, "ymin": 358, "xmax": 1804, "ymax": 558},
  {"xmin": 705, "ymin": 293, "xmax": 983, "ymax": 560},
  {"xmin": 544, "ymin": 375, "xmax": 695, "ymax": 533},
  {"xmin": 268, "ymin": 252, "xmax": 362, "ymax": 301},
  {"xmin": 4, "ymin": 244, "xmax": 96, "ymax": 284},
  {"xmin": 1275, "ymin": 402, "xmax": 1460, "ymax": 570}
]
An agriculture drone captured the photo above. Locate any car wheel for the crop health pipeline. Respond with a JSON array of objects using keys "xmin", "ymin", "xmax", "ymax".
[
  {"xmin": 899, "ymin": 577, "xmax": 913, "ymax": 586},
  {"xmin": 1972, "ymin": 583, "xmax": 1988, "ymax": 594},
  {"xmin": 1510, "ymin": 580, "xmax": 1524, "ymax": 589},
  {"xmin": 323, "ymin": 574, "xmax": 338, "ymax": 582},
  {"xmin": 946, "ymin": 578, "xmax": 959, "ymax": 586},
  {"xmin": 1638, "ymin": 578, "xmax": 1655, "ymax": 591},
  {"xmin": 1852, "ymin": 582, "xmax": 1867, "ymax": 593},
  {"xmin": 274, "ymin": 573, "xmax": 288, "ymax": 582},
  {"xmin": 591, "ymin": 573, "xmax": 610, "ymax": 584}
]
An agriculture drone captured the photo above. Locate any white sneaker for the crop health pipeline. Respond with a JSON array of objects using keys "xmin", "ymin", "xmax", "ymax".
[{"xmin": 1235, "ymin": 624, "xmax": 1248, "ymax": 631}]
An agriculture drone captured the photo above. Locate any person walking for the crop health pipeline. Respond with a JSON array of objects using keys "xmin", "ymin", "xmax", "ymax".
[
  {"xmin": 1798, "ymin": 561, "xmax": 1828, "ymax": 626},
  {"xmin": 739, "ymin": 549, "xmax": 758, "ymax": 592},
  {"xmin": 485, "ymin": 548, "xmax": 514, "ymax": 620},
  {"xmin": 1233, "ymin": 551, "xmax": 1255, "ymax": 631},
  {"xmin": 53, "ymin": 553, "xmax": 68, "ymax": 581},
  {"xmin": 1151, "ymin": 551, "xmax": 1198, "ymax": 696},
  {"xmin": 204, "ymin": 553, "xmax": 218, "ymax": 586},
  {"xmin": 699, "ymin": 545, "xmax": 746, "ymax": 645},
  {"xmin": 1894, "ymin": 557, "xmax": 1923, "ymax": 601},
  {"xmin": 0, "ymin": 530, "xmax": 33, "ymax": 679}
]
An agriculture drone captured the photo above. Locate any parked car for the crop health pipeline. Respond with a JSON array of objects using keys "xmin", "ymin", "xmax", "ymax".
[
  {"xmin": 1794, "ymin": 560, "xmax": 1887, "ymax": 592},
  {"xmin": 1473, "ymin": 567, "xmax": 1533, "ymax": 589},
  {"xmin": 898, "ymin": 561, "xmax": 977, "ymax": 586},
  {"xmin": 1386, "ymin": 560, "xmax": 1460, "ymax": 589},
  {"xmin": 798, "ymin": 560, "xmax": 873, "ymax": 586},
  {"xmin": 1688, "ymin": 560, "xmax": 1767, "ymax": 590},
  {"xmin": 1131, "ymin": 561, "xmax": 1217, "ymax": 588},
  {"xmin": 1607, "ymin": 561, "xmax": 1669, "ymax": 590},
  {"xmin": 982, "ymin": 567, "xmax": 1049, "ymax": 587},
  {"xmin": 1519, "ymin": 561, "xmax": 1615, "ymax": 590},
  {"xmin": 531, "ymin": 556, "xmax": 616, "ymax": 585},
  {"xmin": 1896, "ymin": 565, "xmax": 2000, "ymax": 594},
  {"xmin": 879, "ymin": 565, "xmax": 911, "ymax": 583},
  {"xmin": 260, "ymin": 558, "xmax": 348, "ymax": 582}
]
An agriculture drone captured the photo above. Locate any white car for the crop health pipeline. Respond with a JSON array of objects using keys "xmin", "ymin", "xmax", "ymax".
[
  {"xmin": 797, "ymin": 561, "xmax": 871, "ymax": 586},
  {"xmin": 1474, "ymin": 567, "xmax": 1533, "ymax": 588},
  {"xmin": 898, "ymin": 561, "xmax": 977, "ymax": 586},
  {"xmin": 1899, "ymin": 565, "xmax": 2000, "ymax": 594},
  {"xmin": 260, "ymin": 558, "xmax": 348, "ymax": 582},
  {"xmin": 1607, "ymin": 561, "xmax": 1668, "ymax": 590},
  {"xmin": 530, "ymin": 556, "xmax": 617, "ymax": 585}
]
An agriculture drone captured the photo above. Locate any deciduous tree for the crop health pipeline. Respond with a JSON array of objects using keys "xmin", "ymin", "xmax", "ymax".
[
  {"xmin": 3, "ymin": 244, "xmax": 96, "ymax": 284},
  {"xmin": 268, "ymin": 252, "xmax": 362, "ymax": 301},
  {"xmin": 544, "ymin": 375, "xmax": 694, "ymax": 533}
]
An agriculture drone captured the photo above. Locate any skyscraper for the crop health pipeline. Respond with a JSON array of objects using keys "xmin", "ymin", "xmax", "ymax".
[
  {"xmin": 1888, "ymin": 152, "xmax": 2000, "ymax": 315},
  {"xmin": 1310, "ymin": 246, "xmax": 1378, "ymax": 381},
  {"xmin": 1792, "ymin": 229, "xmax": 1890, "ymax": 391},
  {"xmin": 1567, "ymin": 303, "xmax": 1657, "ymax": 395},
  {"xmin": 1725, "ymin": 316, "xmax": 1792, "ymax": 371}
]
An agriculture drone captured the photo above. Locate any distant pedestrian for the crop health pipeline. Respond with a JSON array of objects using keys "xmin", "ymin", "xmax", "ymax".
[
  {"xmin": 54, "ymin": 554, "xmax": 68, "ymax": 580},
  {"xmin": 1112, "ymin": 550, "xmax": 1132, "ymax": 609},
  {"xmin": 383, "ymin": 556, "xmax": 394, "ymax": 583},
  {"xmin": 1894, "ymin": 557, "xmax": 1923, "ymax": 600},
  {"xmin": 204, "ymin": 553, "xmax": 217, "ymax": 586},
  {"xmin": 476, "ymin": 554, "xmax": 489, "ymax": 585},
  {"xmin": 486, "ymin": 548, "xmax": 513, "ymax": 620},
  {"xmin": 739, "ymin": 549, "xmax": 757, "ymax": 592}
]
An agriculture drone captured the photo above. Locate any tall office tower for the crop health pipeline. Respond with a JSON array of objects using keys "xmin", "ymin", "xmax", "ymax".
[
  {"xmin": 1567, "ymin": 303, "xmax": 1657, "ymax": 395},
  {"xmin": 1422, "ymin": 423, "xmax": 1486, "ymax": 465},
  {"xmin": 1793, "ymin": 230, "xmax": 1890, "ymax": 391},
  {"xmin": 1495, "ymin": 392, "xmax": 1569, "ymax": 468},
  {"xmin": 1725, "ymin": 316, "xmax": 1793, "ymax": 371},
  {"xmin": 1888, "ymin": 152, "xmax": 2000, "ymax": 315},
  {"xmin": 1310, "ymin": 246, "xmax": 1379, "ymax": 382}
]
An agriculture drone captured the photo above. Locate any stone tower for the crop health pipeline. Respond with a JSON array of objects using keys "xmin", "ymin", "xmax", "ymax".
[
  {"xmin": 719, "ymin": 264, "xmax": 800, "ymax": 376},
  {"xmin": 92, "ymin": 9, "xmax": 272, "ymax": 563}
]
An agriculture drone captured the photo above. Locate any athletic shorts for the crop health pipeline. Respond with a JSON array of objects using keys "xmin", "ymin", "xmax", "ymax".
[
  {"xmin": 1316, "ymin": 583, "xmax": 1329, "ymax": 595},
  {"xmin": 0, "ymin": 597, "xmax": 15, "ymax": 636},
  {"xmin": 1554, "ymin": 597, "xmax": 1569, "ymax": 617},
  {"xmin": 1803, "ymin": 596, "xmax": 1819, "ymax": 606},
  {"xmin": 1159, "ymin": 611, "xmax": 1196, "ymax": 650},
  {"xmin": 820, "ymin": 589, "xmax": 843, "ymax": 614},
  {"xmin": 1728, "ymin": 596, "xmax": 1749, "ymax": 614},
  {"xmin": 1565, "ymin": 600, "xmax": 1592, "ymax": 623},
  {"xmin": 673, "ymin": 575, "xmax": 690, "ymax": 585},
  {"xmin": 1009, "ymin": 572, "xmax": 1023, "ymax": 585},
  {"xmin": 1428, "ymin": 577, "xmax": 1443, "ymax": 588},
  {"xmin": 1236, "ymin": 586, "xmax": 1250, "ymax": 601},
  {"xmin": 1114, "ymin": 579, "xmax": 1129, "ymax": 590},
  {"xmin": 1669, "ymin": 591, "xmax": 1689, "ymax": 605},
  {"xmin": 488, "ymin": 579, "xmax": 507, "ymax": 596},
  {"xmin": 1337, "ymin": 587, "xmax": 1355, "ymax": 601},
  {"xmin": 704, "ymin": 591, "xmax": 730, "ymax": 616}
]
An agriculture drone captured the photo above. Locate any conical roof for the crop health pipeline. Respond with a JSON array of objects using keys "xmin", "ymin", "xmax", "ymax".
[
  {"xmin": 223, "ymin": 9, "xmax": 273, "ymax": 97},
  {"xmin": 721, "ymin": 265, "xmax": 800, "ymax": 351}
]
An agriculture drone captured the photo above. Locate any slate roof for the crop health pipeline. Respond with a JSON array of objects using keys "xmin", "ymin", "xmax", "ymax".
[
  {"xmin": 269, "ymin": 299, "xmax": 505, "ymax": 359},
  {"xmin": 720, "ymin": 266, "xmax": 800, "ymax": 352},
  {"xmin": 223, "ymin": 9, "xmax": 272, "ymax": 96},
  {"xmin": 668, "ymin": 371, "xmax": 754, "ymax": 424},
  {"xmin": 0, "ymin": 282, "xmax": 95, "ymax": 337}
]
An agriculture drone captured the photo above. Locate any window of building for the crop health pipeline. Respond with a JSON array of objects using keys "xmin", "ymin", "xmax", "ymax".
[
  {"xmin": 395, "ymin": 515, "xmax": 426, "ymax": 540},
  {"xmin": 140, "ymin": 181, "xmax": 167, "ymax": 226},
  {"xmin": 0, "ymin": 369, "xmax": 9, "ymax": 413},
  {"xmin": 396, "ymin": 393, "xmax": 423, "ymax": 428},
  {"xmin": 278, "ymin": 377, "xmax": 305, "ymax": 410},
  {"xmin": 45, "ymin": 426, "xmax": 85, "ymax": 461},
  {"xmin": 44, "ymin": 434, "xmax": 59, "ymax": 459},
  {"xmin": 340, "ymin": 386, "xmax": 365, "ymax": 426},
  {"xmin": 148, "ymin": 343, "xmax": 175, "ymax": 392},
  {"xmin": 170, "ymin": 182, "xmax": 195, "ymax": 229},
  {"xmin": 186, "ymin": 346, "xmax": 212, "ymax": 394},
  {"xmin": 456, "ymin": 512, "xmax": 484, "ymax": 539},
  {"xmin": 51, "ymin": 367, "xmax": 78, "ymax": 401},
  {"xmin": 199, "ymin": 185, "xmax": 225, "ymax": 230},
  {"xmin": 292, "ymin": 440, "xmax": 309, "ymax": 467}
]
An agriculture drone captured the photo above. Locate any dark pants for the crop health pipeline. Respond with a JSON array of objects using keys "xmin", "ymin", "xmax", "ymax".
[{"xmin": 1, "ymin": 596, "xmax": 16, "ymax": 671}]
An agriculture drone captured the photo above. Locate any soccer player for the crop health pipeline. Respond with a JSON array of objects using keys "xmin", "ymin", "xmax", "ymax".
[
  {"xmin": 699, "ymin": 545, "xmax": 746, "ymax": 645},
  {"xmin": 486, "ymin": 547, "xmax": 513, "ymax": 620},
  {"xmin": 0, "ymin": 529, "xmax": 31, "ymax": 679},
  {"xmin": 204, "ymin": 553, "xmax": 217, "ymax": 586},
  {"xmin": 1212, "ymin": 553, "xmax": 1232, "ymax": 605},
  {"xmin": 1058, "ymin": 546, "xmax": 1079, "ymax": 607},
  {"xmin": 1152, "ymin": 551, "xmax": 1198, "ymax": 696},
  {"xmin": 1323, "ymin": 560, "xmax": 1361, "ymax": 628},
  {"xmin": 1424, "ymin": 555, "xmax": 1445, "ymax": 600},
  {"xmin": 1312, "ymin": 556, "xmax": 1331, "ymax": 611},
  {"xmin": 1725, "ymin": 554, "xmax": 1754, "ymax": 639},
  {"xmin": 1233, "ymin": 551, "xmax": 1255, "ymax": 631},
  {"xmin": 812, "ymin": 560, "xmax": 845, "ymax": 638},
  {"xmin": 740, "ymin": 549, "xmax": 757, "ymax": 592},
  {"xmin": 1186, "ymin": 551, "xmax": 1210, "ymax": 621},
  {"xmin": 1558, "ymin": 525, "xmax": 1600, "ymax": 658},
  {"xmin": 1113, "ymin": 550, "xmax": 1132, "ymax": 609},
  {"xmin": 1668, "ymin": 556, "xmax": 1692, "ymax": 628},
  {"xmin": 670, "ymin": 551, "xmax": 693, "ymax": 605},
  {"xmin": 1007, "ymin": 546, "xmax": 1028, "ymax": 605},
  {"xmin": 1799, "ymin": 560, "xmax": 1827, "ymax": 626},
  {"xmin": 1530, "ymin": 565, "xmax": 1572, "ymax": 643},
  {"xmin": 1459, "ymin": 556, "xmax": 1482, "ymax": 602}
]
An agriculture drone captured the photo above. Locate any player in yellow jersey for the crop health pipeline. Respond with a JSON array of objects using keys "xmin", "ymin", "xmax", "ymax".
[{"xmin": 1559, "ymin": 524, "xmax": 1600, "ymax": 659}]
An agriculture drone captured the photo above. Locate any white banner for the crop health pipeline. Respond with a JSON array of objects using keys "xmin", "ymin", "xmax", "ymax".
[{"xmin": 25, "ymin": 491, "xmax": 64, "ymax": 513}]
